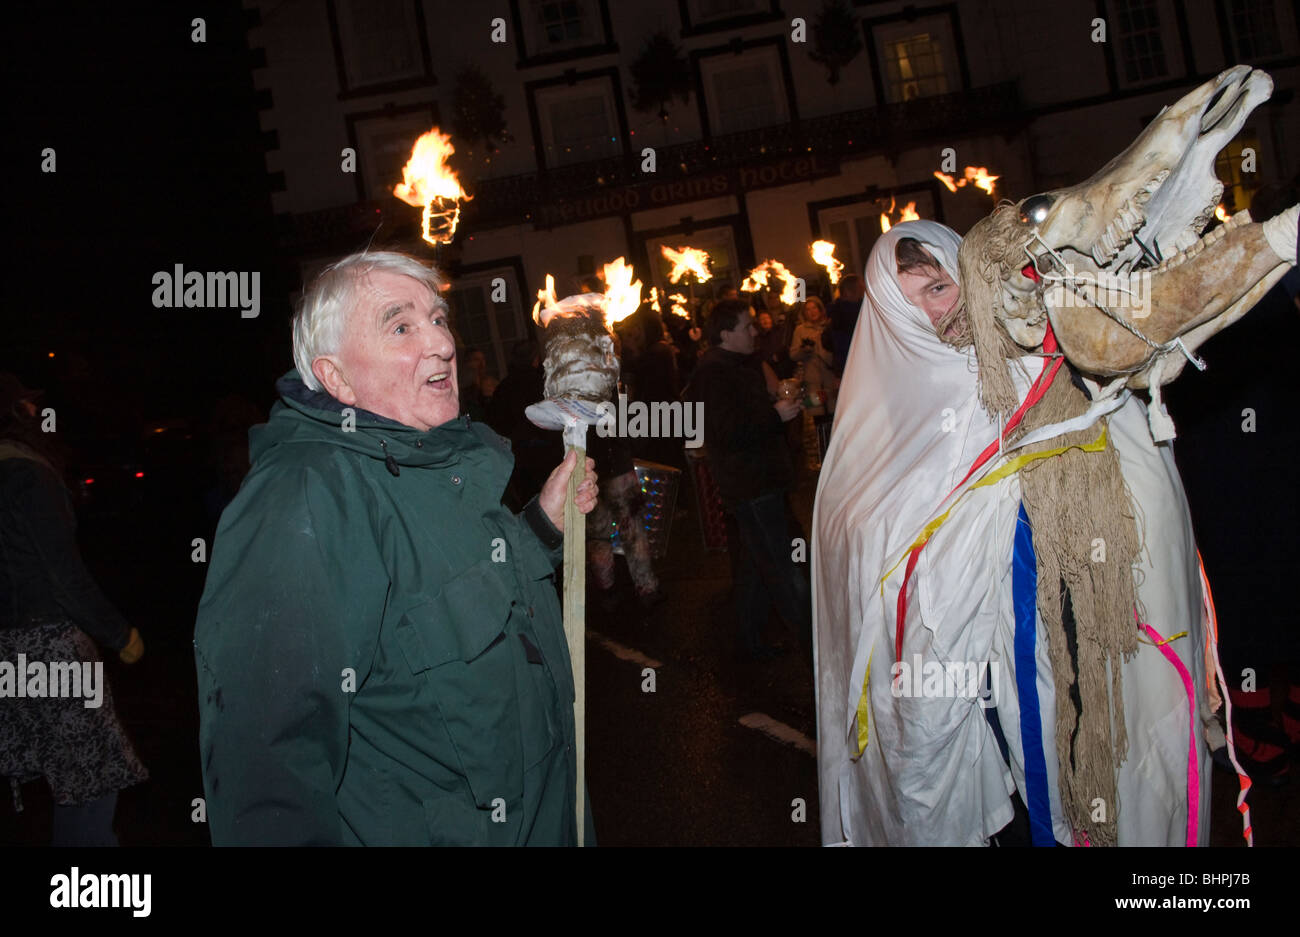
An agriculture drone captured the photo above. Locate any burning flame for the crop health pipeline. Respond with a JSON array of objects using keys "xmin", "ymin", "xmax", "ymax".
[
  {"xmin": 601, "ymin": 257, "xmax": 643, "ymax": 324},
  {"xmin": 648, "ymin": 286, "xmax": 660, "ymax": 312},
  {"xmin": 668, "ymin": 292, "xmax": 690, "ymax": 319},
  {"xmin": 741, "ymin": 260, "xmax": 800, "ymax": 305},
  {"xmin": 810, "ymin": 240, "xmax": 843, "ymax": 284},
  {"xmin": 1214, "ymin": 204, "xmax": 1230, "ymax": 223},
  {"xmin": 661, "ymin": 245, "xmax": 712, "ymax": 284},
  {"xmin": 879, "ymin": 198, "xmax": 921, "ymax": 233},
  {"xmin": 933, "ymin": 166, "xmax": 999, "ymax": 198},
  {"xmin": 531, "ymin": 274, "xmax": 559, "ymax": 326},
  {"xmin": 393, "ymin": 128, "xmax": 471, "ymax": 245}
]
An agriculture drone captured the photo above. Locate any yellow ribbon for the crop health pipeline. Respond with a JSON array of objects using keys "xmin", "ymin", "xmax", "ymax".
[
  {"xmin": 856, "ymin": 650, "xmax": 873, "ymax": 755},
  {"xmin": 853, "ymin": 427, "xmax": 1109, "ymax": 756}
]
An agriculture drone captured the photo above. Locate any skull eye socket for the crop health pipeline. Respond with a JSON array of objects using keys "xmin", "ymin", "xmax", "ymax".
[{"xmin": 1019, "ymin": 195, "xmax": 1054, "ymax": 226}]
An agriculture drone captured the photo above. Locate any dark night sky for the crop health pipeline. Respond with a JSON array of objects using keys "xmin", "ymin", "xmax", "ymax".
[{"xmin": 3, "ymin": 1, "xmax": 282, "ymax": 421}]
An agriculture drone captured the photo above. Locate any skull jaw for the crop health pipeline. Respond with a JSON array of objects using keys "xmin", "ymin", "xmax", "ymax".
[{"xmin": 1039, "ymin": 212, "xmax": 1293, "ymax": 386}]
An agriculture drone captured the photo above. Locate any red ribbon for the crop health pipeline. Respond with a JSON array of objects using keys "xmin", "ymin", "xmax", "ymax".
[{"xmin": 894, "ymin": 323, "xmax": 1063, "ymax": 661}]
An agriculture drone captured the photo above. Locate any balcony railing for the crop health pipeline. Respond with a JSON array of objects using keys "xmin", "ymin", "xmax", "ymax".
[{"xmin": 281, "ymin": 81, "xmax": 1022, "ymax": 248}]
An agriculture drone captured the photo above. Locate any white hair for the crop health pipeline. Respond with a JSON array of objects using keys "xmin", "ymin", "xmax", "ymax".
[{"xmin": 292, "ymin": 251, "xmax": 449, "ymax": 391}]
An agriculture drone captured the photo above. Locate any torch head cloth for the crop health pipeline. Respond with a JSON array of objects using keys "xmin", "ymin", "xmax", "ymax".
[
  {"xmin": 524, "ymin": 397, "xmax": 604, "ymax": 431},
  {"xmin": 535, "ymin": 293, "xmax": 621, "ymax": 404}
]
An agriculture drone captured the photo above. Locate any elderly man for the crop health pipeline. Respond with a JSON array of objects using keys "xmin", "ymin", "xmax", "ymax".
[{"xmin": 195, "ymin": 251, "xmax": 597, "ymax": 846}]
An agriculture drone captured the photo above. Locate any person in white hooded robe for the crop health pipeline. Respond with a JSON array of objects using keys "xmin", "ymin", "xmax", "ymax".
[{"xmin": 813, "ymin": 220, "xmax": 1218, "ymax": 846}]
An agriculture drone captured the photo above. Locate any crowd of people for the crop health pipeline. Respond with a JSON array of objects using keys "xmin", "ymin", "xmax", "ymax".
[{"xmin": 465, "ymin": 277, "xmax": 869, "ymax": 658}]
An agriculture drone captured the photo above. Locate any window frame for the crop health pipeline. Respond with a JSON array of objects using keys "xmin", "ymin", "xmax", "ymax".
[
  {"xmin": 525, "ymin": 67, "xmax": 631, "ymax": 171},
  {"xmin": 689, "ymin": 36, "xmax": 799, "ymax": 140},
  {"xmin": 678, "ymin": 0, "xmax": 784, "ymax": 37},
  {"xmin": 509, "ymin": 0, "xmax": 618, "ymax": 69},
  {"xmin": 344, "ymin": 102, "xmax": 442, "ymax": 203},
  {"xmin": 325, "ymin": 0, "xmax": 436, "ymax": 99},
  {"xmin": 445, "ymin": 257, "xmax": 531, "ymax": 379},
  {"xmin": 861, "ymin": 4, "xmax": 970, "ymax": 109}
]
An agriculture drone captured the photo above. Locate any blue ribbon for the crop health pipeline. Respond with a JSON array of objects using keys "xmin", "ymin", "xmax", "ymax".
[{"xmin": 1014, "ymin": 502, "xmax": 1056, "ymax": 846}]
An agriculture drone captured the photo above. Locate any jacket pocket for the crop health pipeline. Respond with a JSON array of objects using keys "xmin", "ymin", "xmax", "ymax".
[
  {"xmin": 395, "ymin": 561, "xmax": 524, "ymax": 815},
  {"xmin": 423, "ymin": 792, "xmax": 490, "ymax": 847}
]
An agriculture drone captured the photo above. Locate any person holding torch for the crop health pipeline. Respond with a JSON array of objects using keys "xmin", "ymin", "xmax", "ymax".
[{"xmin": 194, "ymin": 251, "xmax": 596, "ymax": 845}]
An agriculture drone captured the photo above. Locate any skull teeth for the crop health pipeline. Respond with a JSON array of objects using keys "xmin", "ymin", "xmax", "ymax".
[
  {"xmin": 1092, "ymin": 172, "xmax": 1166, "ymax": 263},
  {"xmin": 1153, "ymin": 209, "xmax": 1248, "ymax": 273}
]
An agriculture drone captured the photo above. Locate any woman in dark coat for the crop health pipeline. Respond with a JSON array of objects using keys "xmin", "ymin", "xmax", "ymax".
[{"xmin": 0, "ymin": 373, "xmax": 147, "ymax": 845}]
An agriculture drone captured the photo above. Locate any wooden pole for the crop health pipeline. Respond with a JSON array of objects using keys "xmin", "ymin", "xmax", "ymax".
[{"xmin": 562, "ymin": 427, "xmax": 587, "ymax": 846}]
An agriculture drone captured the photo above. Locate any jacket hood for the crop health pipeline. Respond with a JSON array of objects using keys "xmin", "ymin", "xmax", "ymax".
[{"xmin": 251, "ymin": 370, "xmax": 482, "ymax": 470}]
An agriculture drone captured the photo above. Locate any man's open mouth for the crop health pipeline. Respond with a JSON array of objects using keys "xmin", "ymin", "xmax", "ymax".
[{"xmin": 425, "ymin": 372, "xmax": 452, "ymax": 390}]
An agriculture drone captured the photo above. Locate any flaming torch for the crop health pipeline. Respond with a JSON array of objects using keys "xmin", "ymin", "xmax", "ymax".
[
  {"xmin": 526, "ymin": 291, "xmax": 620, "ymax": 848},
  {"xmin": 660, "ymin": 245, "xmax": 712, "ymax": 322},
  {"xmin": 742, "ymin": 259, "xmax": 800, "ymax": 305},
  {"xmin": 879, "ymin": 198, "xmax": 921, "ymax": 233},
  {"xmin": 393, "ymin": 128, "xmax": 471, "ymax": 245},
  {"xmin": 601, "ymin": 257, "xmax": 644, "ymax": 325},
  {"xmin": 933, "ymin": 166, "xmax": 1000, "ymax": 198},
  {"xmin": 810, "ymin": 240, "xmax": 843, "ymax": 285}
]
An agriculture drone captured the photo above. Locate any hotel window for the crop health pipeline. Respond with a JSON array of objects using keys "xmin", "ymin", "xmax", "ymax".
[
  {"xmin": 701, "ymin": 47, "xmax": 787, "ymax": 135},
  {"xmin": 336, "ymin": 0, "xmax": 426, "ymax": 89},
  {"xmin": 817, "ymin": 191, "xmax": 939, "ymax": 277},
  {"xmin": 823, "ymin": 212, "xmax": 878, "ymax": 284},
  {"xmin": 1214, "ymin": 130, "xmax": 1261, "ymax": 215},
  {"xmin": 1226, "ymin": 0, "xmax": 1283, "ymax": 60},
  {"xmin": 350, "ymin": 108, "xmax": 439, "ymax": 201},
  {"xmin": 873, "ymin": 17, "xmax": 960, "ymax": 104},
  {"xmin": 536, "ymin": 81, "xmax": 621, "ymax": 166},
  {"xmin": 884, "ymin": 33, "xmax": 948, "ymax": 102},
  {"xmin": 1113, "ymin": 0, "xmax": 1168, "ymax": 83},
  {"xmin": 528, "ymin": 0, "xmax": 594, "ymax": 51},
  {"xmin": 445, "ymin": 268, "xmax": 526, "ymax": 378}
]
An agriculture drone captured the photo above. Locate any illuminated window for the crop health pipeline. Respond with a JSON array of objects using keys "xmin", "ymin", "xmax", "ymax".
[
  {"xmin": 872, "ymin": 15, "xmax": 960, "ymax": 104},
  {"xmin": 1214, "ymin": 130, "xmax": 1260, "ymax": 214},
  {"xmin": 884, "ymin": 33, "xmax": 948, "ymax": 102},
  {"xmin": 1227, "ymin": 0, "xmax": 1282, "ymax": 59},
  {"xmin": 1114, "ymin": 0, "xmax": 1168, "ymax": 83}
]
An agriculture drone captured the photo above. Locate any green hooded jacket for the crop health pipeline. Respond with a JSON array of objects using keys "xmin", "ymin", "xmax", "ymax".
[{"xmin": 195, "ymin": 372, "xmax": 590, "ymax": 845}]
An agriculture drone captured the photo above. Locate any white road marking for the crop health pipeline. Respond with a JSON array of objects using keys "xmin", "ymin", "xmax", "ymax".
[
  {"xmin": 588, "ymin": 631, "xmax": 663, "ymax": 669},
  {"xmin": 738, "ymin": 712, "xmax": 817, "ymax": 757}
]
